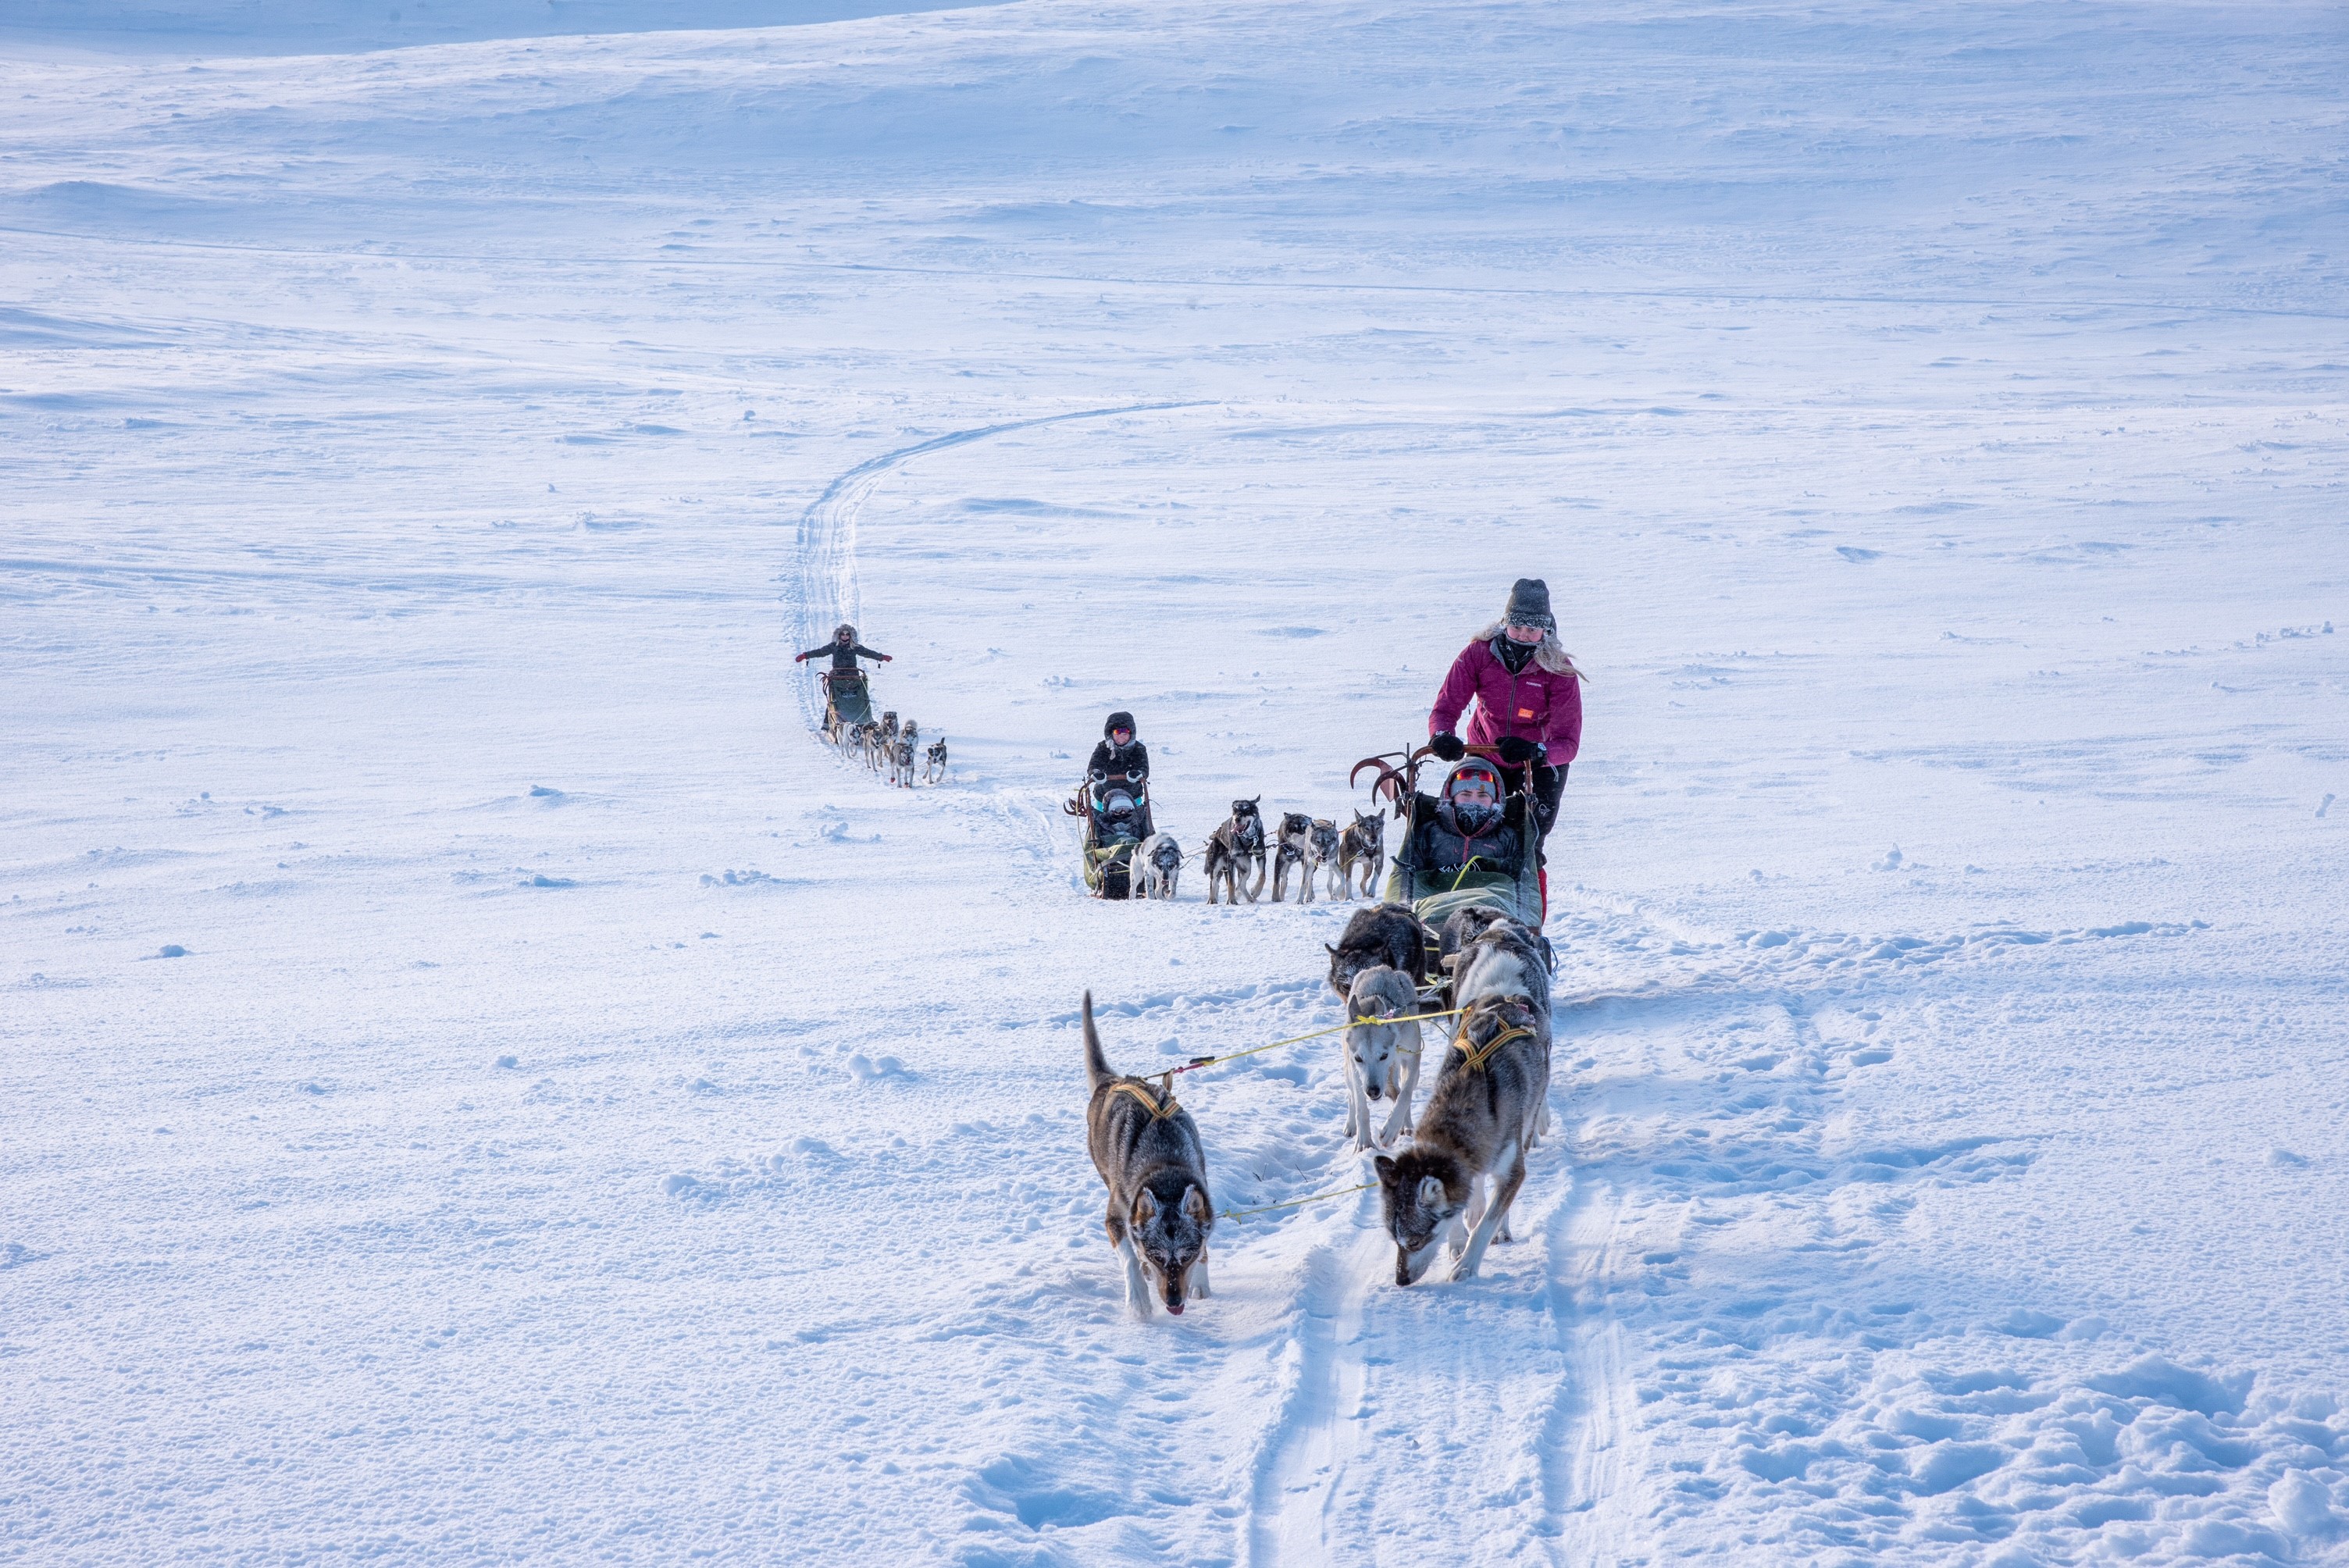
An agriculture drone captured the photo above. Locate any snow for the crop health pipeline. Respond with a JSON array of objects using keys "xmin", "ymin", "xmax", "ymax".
[{"xmin": 3, "ymin": 0, "xmax": 2346, "ymax": 1561}]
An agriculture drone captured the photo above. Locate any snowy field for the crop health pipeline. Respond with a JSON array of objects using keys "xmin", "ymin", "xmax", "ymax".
[{"xmin": 4, "ymin": 0, "xmax": 2347, "ymax": 1561}]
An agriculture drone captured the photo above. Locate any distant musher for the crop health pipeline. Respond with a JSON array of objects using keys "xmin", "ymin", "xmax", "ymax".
[
  {"xmin": 1424, "ymin": 579, "xmax": 1584, "ymax": 856},
  {"xmin": 795, "ymin": 623, "xmax": 893, "ymax": 672}
]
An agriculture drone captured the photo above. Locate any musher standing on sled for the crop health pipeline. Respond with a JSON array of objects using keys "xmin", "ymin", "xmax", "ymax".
[
  {"xmin": 794, "ymin": 623, "xmax": 893, "ymax": 672},
  {"xmin": 1425, "ymin": 577, "xmax": 1584, "ymax": 872}
]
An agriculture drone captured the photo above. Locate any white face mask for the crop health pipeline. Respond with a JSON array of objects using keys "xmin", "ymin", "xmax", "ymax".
[{"xmin": 1451, "ymin": 793, "xmax": 1498, "ymax": 830}]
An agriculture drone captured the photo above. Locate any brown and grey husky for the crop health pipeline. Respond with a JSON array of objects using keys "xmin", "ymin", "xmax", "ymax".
[
  {"xmin": 1336, "ymin": 811, "xmax": 1385, "ymax": 900},
  {"xmin": 1374, "ymin": 995, "xmax": 1550, "ymax": 1285},
  {"xmin": 1203, "ymin": 797, "xmax": 1267, "ymax": 904},
  {"xmin": 1082, "ymin": 993, "xmax": 1214, "ymax": 1319}
]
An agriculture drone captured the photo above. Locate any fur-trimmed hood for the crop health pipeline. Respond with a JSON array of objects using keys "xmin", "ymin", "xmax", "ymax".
[{"xmin": 1474, "ymin": 621, "xmax": 1585, "ymax": 681}]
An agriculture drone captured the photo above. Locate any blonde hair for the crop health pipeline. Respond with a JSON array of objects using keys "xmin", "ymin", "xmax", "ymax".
[{"xmin": 1476, "ymin": 621, "xmax": 1586, "ymax": 682}]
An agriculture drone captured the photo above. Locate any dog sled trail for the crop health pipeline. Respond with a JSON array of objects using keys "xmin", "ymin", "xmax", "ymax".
[
  {"xmin": 1241, "ymin": 1130, "xmax": 1646, "ymax": 1564},
  {"xmin": 786, "ymin": 401, "xmax": 1207, "ymax": 732}
]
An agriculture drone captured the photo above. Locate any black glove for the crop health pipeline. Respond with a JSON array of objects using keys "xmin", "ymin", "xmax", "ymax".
[
  {"xmin": 1495, "ymin": 736, "xmax": 1539, "ymax": 767},
  {"xmin": 1428, "ymin": 731, "xmax": 1465, "ymax": 761},
  {"xmin": 1089, "ymin": 768, "xmax": 1107, "ymax": 783}
]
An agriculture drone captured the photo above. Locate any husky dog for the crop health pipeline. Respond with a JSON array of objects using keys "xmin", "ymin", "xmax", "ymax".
[
  {"xmin": 1337, "ymin": 811, "xmax": 1385, "ymax": 900},
  {"xmin": 1374, "ymin": 995, "xmax": 1549, "ymax": 1285},
  {"xmin": 1082, "ymin": 993, "xmax": 1214, "ymax": 1319},
  {"xmin": 1203, "ymin": 797, "xmax": 1267, "ymax": 905},
  {"xmin": 1271, "ymin": 811, "xmax": 1316, "ymax": 903},
  {"xmin": 1435, "ymin": 906, "xmax": 1556, "ymax": 1013},
  {"xmin": 924, "ymin": 735, "xmax": 948, "ymax": 784},
  {"xmin": 1135, "ymin": 832, "xmax": 1184, "ymax": 900},
  {"xmin": 842, "ymin": 720, "xmax": 870, "ymax": 761},
  {"xmin": 890, "ymin": 722, "xmax": 918, "ymax": 789},
  {"xmin": 1451, "ymin": 914, "xmax": 1555, "ymax": 1021},
  {"xmin": 1309, "ymin": 818, "xmax": 1344, "ymax": 900},
  {"xmin": 1326, "ymin": 902, "xmax": 1432, "ymax": 1000},
  {"xmin": 1344, "ymin": 966, "xmax": 1424, "ymax": 1150}
]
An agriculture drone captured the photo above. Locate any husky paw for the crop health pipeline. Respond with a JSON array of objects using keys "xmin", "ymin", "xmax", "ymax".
[{"xmin": 1449, "ymin": 1257, "xmax": 1480, "ymax": 1283}]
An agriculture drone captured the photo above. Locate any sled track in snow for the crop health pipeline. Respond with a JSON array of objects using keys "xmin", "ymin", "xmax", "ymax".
[{"xmin": 788, "ymin": 400, "xmax": 1206, "ymax": 731}]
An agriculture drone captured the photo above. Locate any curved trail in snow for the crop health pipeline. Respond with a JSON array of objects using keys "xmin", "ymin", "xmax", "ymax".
[{"xmin": 788, "ymin": 399, "xmax": 1205, "ymax": 729}]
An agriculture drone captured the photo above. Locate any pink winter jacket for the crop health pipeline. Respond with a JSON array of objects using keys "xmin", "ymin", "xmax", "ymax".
[{"xmin": 1429, "ymin": 638, "xmax": 1584, "ymax": 763}]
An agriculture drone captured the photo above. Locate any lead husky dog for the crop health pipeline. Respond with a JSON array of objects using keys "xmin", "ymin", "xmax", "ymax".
[
  {"xmin": 924, "ymin": 735, "xmax": 948, "ymax": 784},
  {"xmin": 1203, "ymin": 797, "xmax": 1267, "ymax": 904},
  {"xmin": 1336, "ymin": 811, "xmax": 1385, "ymax": 900},
  {"xmin": 1325, "ymin": 901, "xmax": 1432, "ymax": 1000},
  {"xmin": 1135, "ymin": 832, "xmax": 1184, "ymax": 900},
  {"xmin": 1344, "ymin": 965, "xmax": 1424, "ymax": 1150},
  {"xmin": 1082, "ymin": 994, "xmax": 1214, "ymax": 1319},
  {"xmin": 889, "ymin": 721, "xmax": 919, "ymax": 788},
  {"xmin": 1271, "ymin": 811, "xmax": 1316, "ymax": 903},
  {"xmin": 1374, "ymin": 995, "xmax": 1549, "ymax": 1285}
]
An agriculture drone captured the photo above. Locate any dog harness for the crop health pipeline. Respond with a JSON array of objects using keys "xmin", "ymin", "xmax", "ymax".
[
  {"xmin": 1107, "ymin": 1078, "xmax": 1183, "ymax": 1121},
  {"xmin": 1456, "ymin": 1021, "xmax": 1535, "ymax": 1072}
]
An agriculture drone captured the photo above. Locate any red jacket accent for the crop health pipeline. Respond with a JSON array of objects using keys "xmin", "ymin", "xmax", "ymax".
[{"xmin": 1429, "ymin": 639, "xmax": 1583, "ymax": 762}]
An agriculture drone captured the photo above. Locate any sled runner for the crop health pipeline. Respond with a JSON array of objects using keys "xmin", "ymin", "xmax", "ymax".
[
  {"xmin": 822, "ymin": 668, "xmax": 875, "ymax": 745},
  {"xmin": 1067, "ymin": 775, "xmax": 1156, "ymax": 900}
]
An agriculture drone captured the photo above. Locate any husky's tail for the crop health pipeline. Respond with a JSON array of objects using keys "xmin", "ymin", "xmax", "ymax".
[{"xmin": 1082, "ymin": 991, "xmax": 1114, "ymax": 1089}]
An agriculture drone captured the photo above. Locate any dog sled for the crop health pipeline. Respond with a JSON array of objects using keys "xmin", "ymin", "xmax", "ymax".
[
  {"xmin": 1066, "ymin": 775, "xmax": 1155, "ymax": 900},
  {"xmin": 1351, "ymin": 743, "xmax": 1544, "ymax": 928},
  {"xmin": 822, "ymin": 668, "xmax": 875, "ymax": 746}
]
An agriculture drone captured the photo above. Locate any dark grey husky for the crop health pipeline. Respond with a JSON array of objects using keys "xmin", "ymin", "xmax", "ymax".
[
  {"xmin": 1203, "ymin": 796, "xmax": 1267, "ymax": 905},
  {"xmin": 1326, "ymin": 901, "xmax": 1433, "ymax": 1000},
  {"xmin": 1374, "ymin": 995, "xmax": 1550, "ymax": 1286},
  {"xmin": 1082, "ymin": 992, "xmax": 1214, "ymax": 1318}
]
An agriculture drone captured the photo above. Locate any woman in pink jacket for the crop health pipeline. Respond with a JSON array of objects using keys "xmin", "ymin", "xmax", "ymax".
[{"xmin": 1427, "ymin": 578, "xmax": 1585, "ymax": 858}]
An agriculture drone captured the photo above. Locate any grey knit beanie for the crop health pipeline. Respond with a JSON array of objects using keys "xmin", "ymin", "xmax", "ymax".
[{"xmin": 1504, "ymin": 578, "xmax": 1554, "ymax": 631}]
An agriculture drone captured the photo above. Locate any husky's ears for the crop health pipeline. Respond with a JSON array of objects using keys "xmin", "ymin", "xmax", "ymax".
[
  {"xmin": 1417, "ymin": 1175, "xmax": 1446, "ymax": 1210},
  {"xmin": 1324, "ymin": 943, "xmax": 1339, "ymax": 957},
  {"xmin": 1373, "ymin": 1154, "xmax": 1399, "ymax": 1182},
  {"xmin": 1132, "ymin": 1189, "xmax": 1160, "ymax": 1227},
  {"xmin": 1182, "ymin": 1185, "xmax": 1210, "ymax": 1225}
]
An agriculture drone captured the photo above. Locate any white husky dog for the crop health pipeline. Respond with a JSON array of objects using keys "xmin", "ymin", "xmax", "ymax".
[
  {"xmin": 1134, "ymin": 832, "xmax": 1183, "ymax": 900},
  {"xmin": 1343, "ymin": 966, "xmax": 1424, "ymax": 1150}
]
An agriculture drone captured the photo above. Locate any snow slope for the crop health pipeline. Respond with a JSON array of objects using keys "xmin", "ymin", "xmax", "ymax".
[{"xmin": 4, "ymin": 0, "xmax": 2347, "ymax": 1562}]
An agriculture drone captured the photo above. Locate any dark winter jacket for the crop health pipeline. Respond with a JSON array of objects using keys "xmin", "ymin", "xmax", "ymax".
[
  {"xmin": 1429, "ymin": 636, "xmax": 1583, "ymax": 761},
  {"xmin": 1087, "ymin": 737, "xmax": 1150, "ymax": 782},
  {"xmin": 796, "ymin": 639, "xmax": 888, "ymax": 672},
  {"xmin": 1398, "ymin": 796, "xmax": 1527, "ymax": 885}
]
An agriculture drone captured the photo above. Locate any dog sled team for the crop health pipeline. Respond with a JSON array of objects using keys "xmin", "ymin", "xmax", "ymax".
[
  {"xmin": 791, "ymin": 585, "xmax": 1584, "ymax": 1313},
  {"xmin": 1077, "ymin": 579, "xmax": 1588, "ymax": 1315},
  {"xmin": 1085, "ymin": 894, "xmax": 1556, "ymax": 1316},
  {"xmin": 798, "ymin": 624, "xmax": 948, "ymax": 786}
]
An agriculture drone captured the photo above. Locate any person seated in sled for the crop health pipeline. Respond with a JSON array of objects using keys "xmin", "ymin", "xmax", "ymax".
[
  {"xmin": 1082, "ymin": 711, "xmax": 1153, "ymax": 839},
  {"xmin": 1392, "ymin": 757, "xmax": 1529, "ymax": 906},
  {"xmin": 793, "ymin": 622, "xmax": 893, "ymax": 673},
  {"xmin": 1424, "ymin": 578, "xmax": 1584, "ymax": 857}
]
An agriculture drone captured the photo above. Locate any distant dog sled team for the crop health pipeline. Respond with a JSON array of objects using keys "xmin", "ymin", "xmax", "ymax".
[
  {"xmin": 802, "ymin": 579, "xmax": 1586, "ymax": 1313},
  {"xmin": 798, "ymin": 624, "xmax": 945, "ymax": 788}
]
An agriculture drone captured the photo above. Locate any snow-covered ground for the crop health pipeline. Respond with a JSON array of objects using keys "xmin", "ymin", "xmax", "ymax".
[{"xmin": 5, "ymin": 0, "xmax": 2347, "ymax": 1561}]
